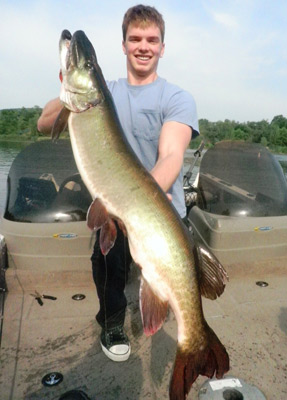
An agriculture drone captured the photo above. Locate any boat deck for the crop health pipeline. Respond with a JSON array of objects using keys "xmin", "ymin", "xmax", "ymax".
[{"xmin": 1, "ymin": 255, "xmax": 286, "ymax": 400}]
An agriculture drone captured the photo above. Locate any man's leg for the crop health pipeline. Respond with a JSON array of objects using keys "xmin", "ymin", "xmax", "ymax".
[{"xmin": 91, "ymin": 223, "xmax": 132, "ymax": 361}]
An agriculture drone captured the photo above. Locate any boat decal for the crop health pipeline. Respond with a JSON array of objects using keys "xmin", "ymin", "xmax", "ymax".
[
  {"xmin": 254, "ymin": 226, "xmax": 273, "ymax": 232},
  {"xmin": 53, "ymin": 233, "xmax": 78, "ymax": 239}
]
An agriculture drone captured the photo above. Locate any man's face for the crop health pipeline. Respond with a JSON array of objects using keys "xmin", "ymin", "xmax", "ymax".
[{"xmin": 122, "ymin": 23, "xmax": 165, "ymax": 81}]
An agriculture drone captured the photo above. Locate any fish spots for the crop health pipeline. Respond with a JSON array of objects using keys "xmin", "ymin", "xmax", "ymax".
[{"xmin": 130, "ymin": 185, "xmax": 140, "ymax": 192}]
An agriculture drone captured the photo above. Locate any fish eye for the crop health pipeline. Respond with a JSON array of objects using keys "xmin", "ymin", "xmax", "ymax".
[{"xmin": 85, "ymin": 60, "xmax": 93, "ymax": 70}]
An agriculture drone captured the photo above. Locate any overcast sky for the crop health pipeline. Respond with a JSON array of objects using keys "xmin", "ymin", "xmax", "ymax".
[{"xmin": 1, "ymin": 0, "xmax": 286, "ymax": 122}]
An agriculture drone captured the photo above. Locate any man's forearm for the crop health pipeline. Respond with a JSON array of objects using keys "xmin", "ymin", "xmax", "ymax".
[
  {"xmin": 151, "ymin": 121, "xmax": 191, "ymax": 194},
  {"xmin": 150, "ymin": 153, "xmax": 184, "ymax": 193},
  {"xmin": 37, "ymin": 98, "xmax": 62, "ymax": 135}
]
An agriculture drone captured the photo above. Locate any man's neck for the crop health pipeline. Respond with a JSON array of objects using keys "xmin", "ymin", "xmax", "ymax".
[{"xmin": 127, "ymin": 71, "xmax": 158, "ymax": 86}]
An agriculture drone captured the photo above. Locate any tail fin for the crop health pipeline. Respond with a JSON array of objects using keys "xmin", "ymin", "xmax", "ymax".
[{"xmin": 169, "ymin": 325, "xmax": 229, "ymax": 400}]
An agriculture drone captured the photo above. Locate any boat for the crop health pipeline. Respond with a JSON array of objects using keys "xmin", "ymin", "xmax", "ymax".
[
  {"xmin": 0, "ymin": 139, "xmax": 93, "ymax": 289},
  {"xmin": 186, "ymin": 141, "xmax": 287, "ymax": 271},
  {"xmin": 0, "ymin": 139, "xmax": 286, "ymax": 399}
]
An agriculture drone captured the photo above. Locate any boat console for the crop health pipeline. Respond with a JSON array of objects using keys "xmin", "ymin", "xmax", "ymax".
[
  {"xmin": 188, "ymin": 141, "xmax": 287, "ymax": 266},
  {"xmin": 0, "ymin": 140, "xmax": 93, "ymax": 289}
]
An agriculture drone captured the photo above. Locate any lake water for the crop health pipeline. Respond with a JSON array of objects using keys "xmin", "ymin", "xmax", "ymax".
[
  {"xmin": 0, "ymin": 142, "xmax": 28, "ymax": 214},
  {"xmin": 0, "ymin": 142, "xmax": 286, "ymax": 216}
]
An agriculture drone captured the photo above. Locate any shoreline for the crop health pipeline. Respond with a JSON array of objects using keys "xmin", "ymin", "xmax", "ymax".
[{"xmin": 0, "ymin": 136, "xmax": 286, "ymax": 155}]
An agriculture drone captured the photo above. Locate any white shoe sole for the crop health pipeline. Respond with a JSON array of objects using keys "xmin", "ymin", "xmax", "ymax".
[{"xmin": 101, "ymin": 342, "xmax": 131, "ymax": 362}]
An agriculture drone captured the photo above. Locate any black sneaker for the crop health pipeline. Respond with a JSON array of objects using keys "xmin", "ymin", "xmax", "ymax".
[
  {"xmin": 100, "ymin": 326, "xmax": 131, "ymax": 362},
  {"xmin": 59, "ymin": 389, "xmax": 91, "ymax": 400}
]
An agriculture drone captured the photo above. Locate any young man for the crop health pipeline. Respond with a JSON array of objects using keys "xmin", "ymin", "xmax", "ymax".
[{"xmin": 37, "ymin": 5, "xmax": 199, "ymax": 362}]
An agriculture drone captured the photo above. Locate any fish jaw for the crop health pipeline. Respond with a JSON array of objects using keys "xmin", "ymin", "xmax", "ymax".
[{"xmin": 59, "ymin": 30, "xmax": 103, "ymax": 112}]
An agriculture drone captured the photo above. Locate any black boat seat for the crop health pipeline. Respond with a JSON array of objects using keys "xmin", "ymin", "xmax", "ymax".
[{"xmin": 14, "ymin": 177, "xmax": 57, "ymax": 212}]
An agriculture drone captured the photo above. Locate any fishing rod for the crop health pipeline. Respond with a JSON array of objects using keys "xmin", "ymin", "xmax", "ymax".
[
  {"xmin": 183, "ymin": 140, "xmax": 205, "ymax": 212},
  {"xmin": 183, "ymin": 140, "xmax": 205, "ymax": 188}
]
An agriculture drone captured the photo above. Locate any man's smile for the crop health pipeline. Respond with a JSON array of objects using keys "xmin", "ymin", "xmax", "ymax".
[{"xmin": 135, "ymin": 55, "xmax": 152, "ymax": 61}]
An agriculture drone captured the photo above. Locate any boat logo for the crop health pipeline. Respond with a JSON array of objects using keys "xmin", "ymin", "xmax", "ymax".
[
  {"xmin": 53, "ymin": 233, "xmax": 78, "ymax": 239},
  {"xmin": 254, "ymin": 226, "xmax": 273, "ymax": 232}
]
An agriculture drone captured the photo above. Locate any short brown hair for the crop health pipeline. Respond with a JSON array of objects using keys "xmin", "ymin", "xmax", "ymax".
[{"xmin": 122, "ymin": 4, "xmax": 165, "ymax": 42}]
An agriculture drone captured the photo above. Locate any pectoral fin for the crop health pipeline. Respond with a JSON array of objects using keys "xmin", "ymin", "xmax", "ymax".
[
  {"xmin": 195, "ymin": 244, "xmax": 229, "ymax": 300},
  {"xmin": 51, "ymin": 106, "xmax": 70, "ymax": 140},
  {"xmin": 99, "ymin": 219, "xmax": 117, "ymax": 255},
  {"xmin": 87, "ymin": 198, "xmax": 109, "ymax": 231},
  {"xmin": 87, "ymin": 198, "xmax": 117, "ymax": 255},
  {"xmin": 140, "ymin": 276, "xmax": 168, "ymax": 336},
  {"xmin": 116, "ymin": 219, "xmax": 127, "ymax": 237}
]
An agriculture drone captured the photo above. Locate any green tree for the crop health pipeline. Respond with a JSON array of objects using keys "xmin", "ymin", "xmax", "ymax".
[
  {"xmin": 260, "ymin": 136, "xmax": 268, "ymax": 147},
  {"xmin": 0, "ymin": 110, "xmax": 19, "ymax": 135},
  {"xmin": 271, "ymin": 115, "xmax": 287, "ymax": 129}
]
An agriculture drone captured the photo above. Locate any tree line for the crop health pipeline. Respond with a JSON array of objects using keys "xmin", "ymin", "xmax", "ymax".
[
  {"xmin": 0, "ymin": 107, "xmax": 43, "ymax": 139},
  {"xmin": 0, "ymin": 107, "xmax": 287, "ymax": 153},
  {"xmin": 192, "ymin": 114, "xmax": 287, "ymax": 153}
]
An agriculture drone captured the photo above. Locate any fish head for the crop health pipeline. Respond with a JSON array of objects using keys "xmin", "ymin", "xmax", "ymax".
[{"xmin": 59, "ymin": 30, "xmax": 103, "ymax": 112}]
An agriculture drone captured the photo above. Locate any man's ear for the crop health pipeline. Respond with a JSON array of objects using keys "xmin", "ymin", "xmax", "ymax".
[
  {"xmin": 122, "ymin": 40, "xmax": 127, "ymax": 55},
  {"xmin": 160, "ymin": 43, "xmax": 165, "ymax": 58}
]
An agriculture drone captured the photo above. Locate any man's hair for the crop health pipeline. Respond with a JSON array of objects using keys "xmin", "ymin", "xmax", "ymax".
[{"xmin": 122, "ymin": 4, "xmax": 165, "ymax": 42}]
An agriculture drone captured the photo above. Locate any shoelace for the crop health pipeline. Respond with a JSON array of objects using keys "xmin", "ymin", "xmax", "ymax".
[{"xmin": 106, "ymin": 328, "xmax": 127, "ymax": 344}]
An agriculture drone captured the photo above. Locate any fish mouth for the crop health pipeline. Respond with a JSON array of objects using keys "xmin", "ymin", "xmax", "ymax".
[
  {"xmin": 59, "ymin": 30, "xmax": 72, "ymax": 73},
  {"xmin": 61, "ymin": 29, "xmax": 72, "ymax": 43},
  {"xmin": 59, "ymin": 30, "xmax": 97, "ymax": 71}
]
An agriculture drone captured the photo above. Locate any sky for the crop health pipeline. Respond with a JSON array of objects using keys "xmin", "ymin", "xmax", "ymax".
[{"xmin": 1, "ymin": 0, "xmax": 286, "ymax": 122}]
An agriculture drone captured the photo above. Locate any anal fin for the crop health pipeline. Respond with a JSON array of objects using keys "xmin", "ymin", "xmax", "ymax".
[
  {"xmin": 140, "ymin": 276, "xmax": 168, "ymax": 336},
  {"xmin": 194, "ymin": 243, "xmax": 229, "ymax": 300}
]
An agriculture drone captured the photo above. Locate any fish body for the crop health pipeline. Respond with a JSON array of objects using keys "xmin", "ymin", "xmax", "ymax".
[{"xmin": 55, "ymin": 30, "xmax": 229, "ymax": 400}]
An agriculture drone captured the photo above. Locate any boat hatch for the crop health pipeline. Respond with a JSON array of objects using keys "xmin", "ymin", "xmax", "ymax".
[
  {"xmin": 3, "ymin": 140, "xmax": 92, "ymax": 223},
  {"xmin": 197, "ymin": 141, "xmax": 287, "ymax": 217}
]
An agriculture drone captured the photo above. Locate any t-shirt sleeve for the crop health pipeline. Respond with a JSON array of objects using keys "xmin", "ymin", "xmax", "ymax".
[{"xmin": 163, "ymin": 89, "xmax": 200, "ymax": 139}]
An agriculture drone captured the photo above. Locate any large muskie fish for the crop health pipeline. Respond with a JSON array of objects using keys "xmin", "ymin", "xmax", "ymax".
[{"xmin": 53, "ymin": 30, "xmax": 229, "ymax": 400}]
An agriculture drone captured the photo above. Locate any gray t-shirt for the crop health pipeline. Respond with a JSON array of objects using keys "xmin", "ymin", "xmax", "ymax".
[{"xmin": 107, "ymin": 77, "xmax": 199, "ymax": 218}]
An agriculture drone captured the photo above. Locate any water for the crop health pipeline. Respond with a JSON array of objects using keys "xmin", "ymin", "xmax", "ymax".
[{"xmin": 0, "ymin": 142, "xmax": 28, "ymax": 215}]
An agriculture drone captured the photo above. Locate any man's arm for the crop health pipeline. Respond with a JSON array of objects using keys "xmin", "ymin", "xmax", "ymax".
[
  {"xmin": 150, "ymin": 121, "xmax": 192, "ymax": 192},
  {"xmin": 37, "ymin": 97, "xmax": 62, "ymax": 135}
]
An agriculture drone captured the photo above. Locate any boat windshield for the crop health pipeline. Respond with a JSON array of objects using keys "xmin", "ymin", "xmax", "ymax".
[
  {"xmin": 4, "ymin": 140, "xmax": 92, "ymax": 223},
  {"xmin": 197, "ymin": 141, "xmax": 287, "ymax": 217}
]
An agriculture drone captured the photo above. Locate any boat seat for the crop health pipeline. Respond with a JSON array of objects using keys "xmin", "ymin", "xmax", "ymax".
[{"xmin": 13, "ymin": 177, "xmax": 58, "ymax": 214}]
